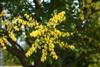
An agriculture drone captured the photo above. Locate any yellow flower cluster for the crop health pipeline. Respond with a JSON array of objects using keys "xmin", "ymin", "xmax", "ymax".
[
  {"xmin": 49, "ymin": 43, "xmax": 58, "ymax": 60},
  {"xmin": 62, "ymin": 32, "xmax": 73, "ymax": 37},
  {"xmin": 0, "ymin": 10, "xmax": 5, "ymax": 17},
  {"xmin": 46, "ymin": 38, "xmax": 58, "ymax": 60},
  {"xmin": 24, "ymin": 14, "xmax": 30, "ymax": 20},
  {"xmin": 40, "ymin": 42, "xmax": 58, "ymax": 62},
  {"xmin": 4, "ymin": 14, "xmax": 38, "ymax": 32},
  {"xmin": 54, "ymin": 29, "xmax": 62, "ymax": 36},
  {"xmin": 25, "ymin": 44, "xmax": 37, "ymax": 57},
  {"xmin": 68, "ymin": 45, "xmax": 75, "ymax": 49},
  {"xmin": 30, "ymin": 25, "xmax": 47, "ymax": 37},
  {"xmin": 0, "ymin": 37, "xmax": 6, "ymax": 49},
  {"xmin": 19, "ymin": 14, "xmax": 39, "ymax": 28},
  {"xmin": 50, "ymin": 50, "xmax": 58, "ymax": 60},
  {"xmin": 51, "ymin": 29, "xmax": 73, "ymax": 38},
  {"xmin": 65, "ymin": 45, "xmax": 75, "ymax": 49},
  {"xmin": 59, "ymin": 41, "xmax": 65, "ymax": 48},
  {"xmin": 17, "ymin": 16, "xmax": 27, "ymax": 26},
  {"xmin": 27, "ymin": 20, "xmax": 39, "ymax": 28},
  {"xmin": 9, "ymin": 31, "xmax": 16, "ymax": 42},
  {"xmin": 80, "ymin": 8, "xmax": 84, "ymax": 20},
  {"xmin": 48, "ymin": 11, "xmax": 66, "ymax": 27},
  {"xmin": 30, "ymin": 30, "xmax": 41, "ymax": 37},
  {"xmin": 25, "ymin": 11, "xmax": 75, "ymax": 63},
  {"xmin": 41, "ymin": 46, "xmax": 47, "ymax": 62},
  {"xmin": 13, "ymin": 26, "xmax": 20, "ymax": 31}
]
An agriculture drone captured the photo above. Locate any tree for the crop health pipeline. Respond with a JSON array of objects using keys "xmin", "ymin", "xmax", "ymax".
[{"xmin": 0, "ymin": 0, "xmax": 100, "ymax": 67}]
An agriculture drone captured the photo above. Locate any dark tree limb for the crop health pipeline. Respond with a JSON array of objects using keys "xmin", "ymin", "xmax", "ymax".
[
  {"xmin": 4, "ymin": 42, "xmax": 30, "ymax": 67},
  {"xmin": 0, "ymin": 27, "xmax": 30, "ymax": 67},
  {"xmin": 0, "ymin": 4, "xmax": 3, "ymax": 13},
  {"xmin": 33, "ymin": 0, "xmax": 41, "ymax": 9},
  {"xmin": 0, "ymin": 27, "xmax": 25, "ymax": 54}
]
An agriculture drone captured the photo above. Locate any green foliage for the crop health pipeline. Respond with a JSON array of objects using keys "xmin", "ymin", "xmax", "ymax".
[{"xmin": 3, "ymin": 50, "xmax": 20, "ymax": 65}]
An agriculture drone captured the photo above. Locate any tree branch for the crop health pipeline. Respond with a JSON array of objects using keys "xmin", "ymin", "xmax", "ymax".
[
  {"xmin": 4, "ymin": 42, "xmax": 30, "ymax": 67},
  {"xmin": 0, "ymin": 27, "xmax": 25, "ymax": 54},
  {"xmin": 33, "ymin": 0, "xmax": 41, "ymax": 9}
]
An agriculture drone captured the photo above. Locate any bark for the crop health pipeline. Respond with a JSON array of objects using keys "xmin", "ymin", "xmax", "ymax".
[
  {"xmin": 0, "ymin": 4, "xmax": 3, "ymax": 13},
  {"xmin": 5, "ymin": 44, "xmax": 30, "ymax": 67},
  {"xmin": 34, "ymin": 59, "xmax": 43, "ymax": 67},
  {"xmin": 33, "ymin": 0, "xmax": 41, "ymax": 9}
]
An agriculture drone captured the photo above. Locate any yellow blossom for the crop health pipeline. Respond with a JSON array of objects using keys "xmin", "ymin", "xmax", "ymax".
[
  {"xmin": 9, "ymin": 31, "xmax": 16, "ymax": 42},
  {"xmin": 48, "ymin": 43, "xmax": 55, "ymax": 51},
  {"xmin": 65, "ymin": 45, "xmax": 75, "ymax": 49},
  {"xmin": 48, "ymin": 11, "xmax": 66, "ymax": 27},
  {"xmin": 0, "ymin": 10, "xmax": 6, "ymax": 17},
  {"xmin": 29, "ymin": 17, "xmax": 32, "ymax": 21},
  {"xmin": 0, "ymin": 37, "xmax": 6, "ymax": 49},
  {"xmin": 22, "ymin": 20, "xmax": 27, "ymax": 25},
  {"xmin": 80, "ymin": 13, "xmax": 84, "ymax": 20},
  {"xmin": 59, "ymin": 42, "xmax": 64, "ymax": 48},
  {"xmin": 41, "ymin": 49, "xmax": 47, "ymax": 62},
  {"xmin": 52, "ymin": 55, "xmax": 58, "ymax": 60},
  {"xmin": 70, "ymin": 32, "xmax": 73, "ymax": 35},
  {"xmin": 25, "ymin": 44, "xmax": 36, "ymax": 57},
  {"xmin": 54, "ymin": 29, "xmax": 62, "ymax": 36},
  {"xmin": 13, "ymin": 26, "xmax": 19, "ymax": 31},
  {"xmin": 66, "ymin": 32, "xmax": 70, "ymax": 36},
  {"xmin": 30, "ymin": 26, "xmax": 47, "ymax": 37},
  {"xmin": 30, "ymin": 30, "xmax": 41, "ymax": 37},
  {"xmin": 24, "ymin": 13, "xmax": 30, "ymax": 19},
  {"xmin": 50, "ymin": 51, "xmax": 58, "ymax": 60},
  {"xmin": 68, "ymin": 45, "xmax": 75, "ymax": 49}
]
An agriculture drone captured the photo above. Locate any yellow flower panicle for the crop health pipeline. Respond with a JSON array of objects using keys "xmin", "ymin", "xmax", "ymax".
[
  {"xmin": 48, "ymin": 11, "xmax": 66, "ymax": 27},
  {"xmin": 40, "ymin": 44, "xmax": 48, "ymax": 62},
  {"xmin": 50, "ymin": 49, "xmax": 58, "ymax": 60},
  {"xmin": 30, "ymin": 26, "xmax": 47, "ymax": 37},
  {"xmin": 68, "ymin": 45, "xmax": 75, "ymax": 49},
  {"xmin": 47, "ymin": 40, "xmax": 58, "ymax": 60},
  {"xmin": 54, "ymin": 29, "xmax": 62, "ymax": 36},
  {"xmin": 27, "ymin": 19, "xmax": 39, "ymax": 28},
  {"xmin": 59, "ymin": 41, "xmax": 65, "ymax": 48},
  {"xmin": 17, "ymin": 17, "xmax": 27, "ymax": 26},
  {"xmin": 63, "ymin": 32, "xmax": 73, "ymax": 37},
  {"xmin": 25, "ymin": 44, "xmax": 37, "ymax": 57},
  {"xmin": 64, "ymin": 44, "xmax": 75, "ymax": 50},
  {"xmin": 24, "ymin": 14, "xmax": 30, "ymax": 19},
  {"xmin": 13, "ymin": 26, "xmax": 20, "ymax": 31},
  {"xmin": 51, "ymin": 29, "xmax": 73, "ymax": 38},
  {"xmin": 50, "ymin": 50, "xmax": 58, "ymax": 60},
  {"xmin": 80, "ymin": 9, "xmax": 84, "ymax": 20},
  {"xmin": 41, "ymin": 49, "xmax": 47, "ymax": 62},
  {"xmin": 17, "ymin": 13, "xmax": 39, "ymax": 28},
  {"xmin": 30, "ymin": 30, "xmax": 41, "ymax": 37},
  {"xmin": 0, "ymin": 10, "xmax": 6, "ymax": 17},
  {"xmin": 25, "ymin": 11, "xmax": 74, "ymax": 63},
  {"xmin": 0, "ymin": 38, "xmax": 6, "ymax": 49},
  {"xmin": 9, "ymin": 31, "xmax": 17, "ymax": 42}
]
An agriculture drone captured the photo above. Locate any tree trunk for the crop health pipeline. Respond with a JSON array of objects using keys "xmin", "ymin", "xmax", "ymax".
[
  {"xmin": 5, "ymin": 45, "xmax": 30, "ymax": 67},
  {"xmin": 0, "ymin": 47, "xmax": 4, "ymax": 66},
  {"xmin": 17, "ymin": 54, "xmax": 30, "ymax": 67},
  {"xmin": 3, "ymin": 35, "xmax": 30, "ymax": 67}
]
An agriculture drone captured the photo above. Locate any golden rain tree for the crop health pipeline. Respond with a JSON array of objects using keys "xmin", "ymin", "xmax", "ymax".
[
  {"xmin": 0, "ymin": 10, "xmax": 75, "ymax": 67},
  {"xmin": 0, "ymin": 0, "xmax": 100, "ymax": 67}
]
